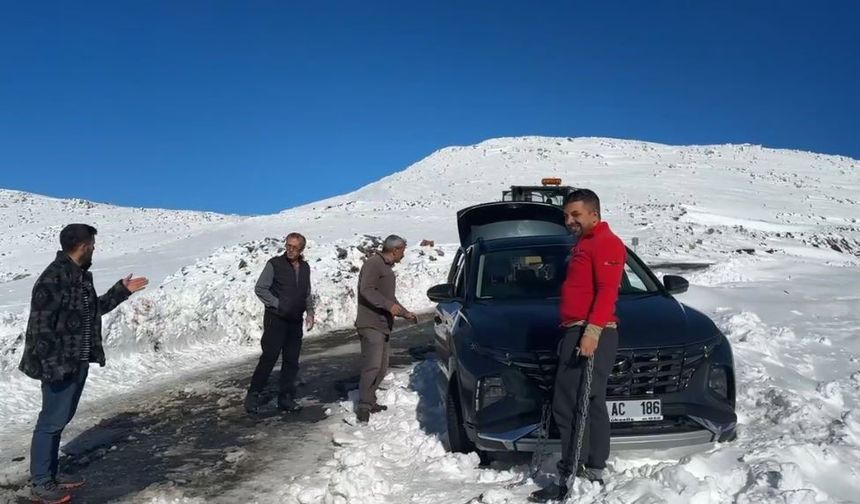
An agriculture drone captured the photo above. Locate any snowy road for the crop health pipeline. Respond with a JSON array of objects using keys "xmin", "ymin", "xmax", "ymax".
[{"xmin": 0, "ymin": 321, "xmax": 434, "ymax": 504}]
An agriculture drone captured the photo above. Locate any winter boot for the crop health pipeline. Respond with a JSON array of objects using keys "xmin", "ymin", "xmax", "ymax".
[
  {"xmin": 576, "ymin": 466, "xmax": 605, "ymax": 485},
  {"xmin": 370, "ymin": 403, "xmax": 388, "ymax": 413},
  {"xmin": 528, "ymin": 480, "xmax": 568, "ymax": 503},
  {"xmin": 54, "ymin": 473, "xmax": 86, "ymax": 490},
  {"xmin": 277, "ymin": 394, "xmax": 302, "ymax": 412},
  {"xmin": 244, "ymin": 391, "xmax": 263, "ymax": 414},
  {"xmin": 30, "ymin": 481, "xmax": 71, "ymax": 504},
  {"xmin": 356, "ymin": 407, "xmax": 370, "ymax": 424}
]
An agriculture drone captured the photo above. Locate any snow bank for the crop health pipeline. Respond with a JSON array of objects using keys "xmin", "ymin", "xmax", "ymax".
[{"xmin": 0, "ymin": 235, "xmax": 454, "ymax": 426}]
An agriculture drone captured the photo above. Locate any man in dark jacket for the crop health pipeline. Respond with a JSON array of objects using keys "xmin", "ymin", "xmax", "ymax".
[
  {"xmin": 245, "ymin": 232, "xmax": 315, "ymax": 414},
  {"xmin": 19, "ymin": 224, "xmax": 148, "ymax": 504},
  {"xmin": 531, "ymin": 189, "xmax": 627, "ymax": 503},
  {"xmin": 354, "ymin": 234, "xmax": 417, "ymax": 423}
]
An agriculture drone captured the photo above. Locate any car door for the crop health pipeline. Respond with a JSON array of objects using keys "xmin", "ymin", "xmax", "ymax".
[{"xmin": 435, "ymin": 247, "xmax": 470, "ymax": 371}]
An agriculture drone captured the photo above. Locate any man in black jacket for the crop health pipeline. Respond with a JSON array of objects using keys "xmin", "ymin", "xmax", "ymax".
[
  {"xmin": 245, "ymin": 232, "xmax": 315, "ymax": 414},
  {"xmin": 19, "ymin": 224, "xmax": 148, "ymax": 504}
]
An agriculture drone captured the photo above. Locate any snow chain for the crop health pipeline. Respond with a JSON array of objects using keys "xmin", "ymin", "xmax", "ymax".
[
  {"xmin": 528, "ymin": 400, "xmax": 553, "ymax": 478},
  {"xmin": 501, "ymin": 400, "xmax": 552, "ymax": 490},
  {"xmin": 477, "ymin": 355, "xmax": 595, "ymax": 502},
  {"xmin": 565, "ymin": 354, "xmax": 595, "ymax": 490}
]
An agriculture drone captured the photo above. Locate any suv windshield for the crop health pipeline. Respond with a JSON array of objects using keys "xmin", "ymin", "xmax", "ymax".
[{"xmin": 476, "ymin": 245, "xmax": 659, "ymax": 300}]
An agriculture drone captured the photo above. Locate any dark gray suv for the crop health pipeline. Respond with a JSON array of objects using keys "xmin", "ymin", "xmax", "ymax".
[{"xmin": 427, "ymin": 201, "xmax": 737, "ymax": 458}]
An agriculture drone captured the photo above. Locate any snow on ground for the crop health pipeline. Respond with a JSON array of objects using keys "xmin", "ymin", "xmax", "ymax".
[
  {"xmin": 131, "ymin": 253, "xmax": 860, "ymax": 504},
  {"xmin": 175, "ymin": 258, "xmax": 860, "ymax": 504},
  {"xmin": 276, "ymin": 362, "xmax": 520, "ymax": 504},
  {"xmin": 2, "ymin": 136, "xmax": 860, "ymax": 502}
]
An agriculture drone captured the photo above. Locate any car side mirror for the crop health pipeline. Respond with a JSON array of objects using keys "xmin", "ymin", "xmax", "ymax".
[
  {"xmin": 427, "ymin": 283, "xmax": 456, "ymax": 302},
  {"xmin": 663, "ymin": 275, "xmax": 689, "ymax": 295}
]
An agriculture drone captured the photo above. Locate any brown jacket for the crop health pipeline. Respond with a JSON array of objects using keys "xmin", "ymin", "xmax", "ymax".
[{"xmin": 355, "ymin": 253, "xmax": 399, "ymax": 334}]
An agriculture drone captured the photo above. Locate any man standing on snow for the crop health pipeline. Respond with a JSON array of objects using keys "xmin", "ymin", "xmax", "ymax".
[
  {"xmin": 245, "ymin": 232, "xmax": 315, "ymax": 414},
  {"xmin": 354, "ymin": 235, "xmax": 418, "ymax": 423},
  {"xmin": 531, "ymin": 189, "xmax": 627, "ymax": 503},
  {"xmin": 19, "ymin": 224, "xmax": 149, "ymax": 504}
]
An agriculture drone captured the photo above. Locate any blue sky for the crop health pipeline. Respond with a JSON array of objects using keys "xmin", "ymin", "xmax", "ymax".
[{"xmin": 1, "ymin": 1, "xmax": 858, "ymax": 215}]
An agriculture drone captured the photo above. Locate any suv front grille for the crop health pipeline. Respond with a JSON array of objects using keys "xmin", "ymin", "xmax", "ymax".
[
  {"xmin": 607, "ymin": 341, "xmax": 718, "ymax": 397},
  {"xmin": 469, "ymin": 343, "xmax": 558, "ymax": 391},
  {"xmin": 470, "ymin": 338, "xmax": 718, "ymax": 397}
]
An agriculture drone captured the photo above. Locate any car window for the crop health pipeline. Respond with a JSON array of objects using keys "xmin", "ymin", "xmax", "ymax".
[
  {"xmin": 476, "ymin": 245, "xmax": 659, "ymax": 299},
  {"xmin": 476, "ymin": 247, "xmax": 567, "ymax": 299},
  {"xmin": 454, "ymin": 249, "xmax": 470, "ymax": 298},
  {"xmin": 621, "ymin": 255, "xmax": 660, "ymax": 294},
  {"xmin": 622, "ymin": 263, "xmax": 648, "ymax": 293},
  {"xmin": 447, "ymin": 249, "xmax": 464, "ymax": 284}
]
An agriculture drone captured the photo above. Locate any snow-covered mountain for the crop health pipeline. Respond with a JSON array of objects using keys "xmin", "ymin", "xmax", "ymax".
[{"xmin": 1, "ymin": 137, "xmax": 859, "ymax": 502}]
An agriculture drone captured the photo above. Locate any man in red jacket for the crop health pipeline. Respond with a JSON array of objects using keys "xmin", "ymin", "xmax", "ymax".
[{"xmin": 531, "ymin": 189, "xmax": 627, "ymax": 503}]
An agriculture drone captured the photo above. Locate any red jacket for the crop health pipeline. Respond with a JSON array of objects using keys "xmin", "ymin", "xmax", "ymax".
[{"xmin": 560, "ymin": 221, "xmax": 627, "ymax": 327}]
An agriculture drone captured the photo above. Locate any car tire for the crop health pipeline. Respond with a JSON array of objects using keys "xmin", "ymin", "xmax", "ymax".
[
  {"xmin": 445, "ymin": 384, "xmax": 474, "ymax": 453},
  {"xmin": 445, "ymin": 382, "xmax": 491, "ymax": 464}
]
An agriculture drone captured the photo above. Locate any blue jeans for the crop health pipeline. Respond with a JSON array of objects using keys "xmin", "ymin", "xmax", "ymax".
[{"xmin": 30, "ymin": 362, "xmax": 89, "ymax": 485}]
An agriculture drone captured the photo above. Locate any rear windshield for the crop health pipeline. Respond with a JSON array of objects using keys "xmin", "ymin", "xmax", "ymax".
[{"xmin": 476, "ymin": 245, "xmax": 659, "ymax": 300}]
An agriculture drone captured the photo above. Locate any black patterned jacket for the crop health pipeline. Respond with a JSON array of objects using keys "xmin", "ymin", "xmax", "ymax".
[{"xmin": 19, "ymin": 251, "xmax": 130, "ymax": 382}]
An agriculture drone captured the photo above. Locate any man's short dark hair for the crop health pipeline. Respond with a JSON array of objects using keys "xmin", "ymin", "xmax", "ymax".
[
  {"xmin": 60, "ymin": 224, "xmax": 97, "ymax": 252},
  {"xmin": 382, "ymin": 235, "xmax": 407, "ymax": 252},
  {"xmin": 563, "ymin": 189, "xmax": 601, "ymax": 217}
]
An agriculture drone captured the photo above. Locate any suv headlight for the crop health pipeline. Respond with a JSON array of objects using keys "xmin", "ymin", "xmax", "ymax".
[
  {"xmin": 708, "ymin": 365, "xmax": 729, "ymax": 400},
  {"xmin": 476, "ymin": 376, "xmax": 507, "ymax": 411}
]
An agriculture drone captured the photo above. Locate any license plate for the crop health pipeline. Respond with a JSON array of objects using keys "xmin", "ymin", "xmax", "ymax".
[{"xmin": 607, "ymin": 399, "xmax": 662, "ymax": 423}]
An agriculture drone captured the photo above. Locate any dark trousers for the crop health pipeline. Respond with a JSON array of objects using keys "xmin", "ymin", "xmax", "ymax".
[
  {"xmin": 31, "ymin": 362, "xmax": 89, "ymax": 485},
  {"xmin": 357, "ymin": 327, "xmax": 390, "ymax": 410},
  {"xmin": 249, "ymin": 311, "xmax": 303, "ymax": 397},
  {"xmin": 553, "ymin": 326, "xmax": 618, "ymax": 475}
]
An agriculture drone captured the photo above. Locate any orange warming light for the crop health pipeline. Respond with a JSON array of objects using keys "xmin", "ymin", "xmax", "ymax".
[{"xmin": 541, "ymin": 177, "xmax": 562, "ymax": 186}]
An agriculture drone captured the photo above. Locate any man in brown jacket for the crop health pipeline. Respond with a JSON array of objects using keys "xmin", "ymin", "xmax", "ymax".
[{"xmin": 354, "ymin": 235, "xmax": 417, "ymax": 423}]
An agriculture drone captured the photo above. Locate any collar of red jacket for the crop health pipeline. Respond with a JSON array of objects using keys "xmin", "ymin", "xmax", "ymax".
[{"xmin": 582, "ymin": 220, "xmax": 609, "ymax": 238}]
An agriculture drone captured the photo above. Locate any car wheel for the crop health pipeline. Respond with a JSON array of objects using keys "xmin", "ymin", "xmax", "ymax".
[
  {"xmin": 445, "ymin": 384, "xmax": 473, "ymax": 453},
  {"xmin": 446, "ymin": 383, "xmax": 491, "ymax": 464}
]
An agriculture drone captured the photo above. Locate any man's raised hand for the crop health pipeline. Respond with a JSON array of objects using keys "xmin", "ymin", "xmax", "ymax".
[{"xmin": 123, "ymin": 274, "xmax": 149, "ymax": 293}]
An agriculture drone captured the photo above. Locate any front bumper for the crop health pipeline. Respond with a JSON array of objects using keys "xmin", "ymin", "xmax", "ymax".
[
  {"xmin": 457, "ymin": 335, "xmax": 738, "ymax": 455},
  {"xmin": 473, "ymin": 423, "xmax": 724, "ymax": 453}
]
